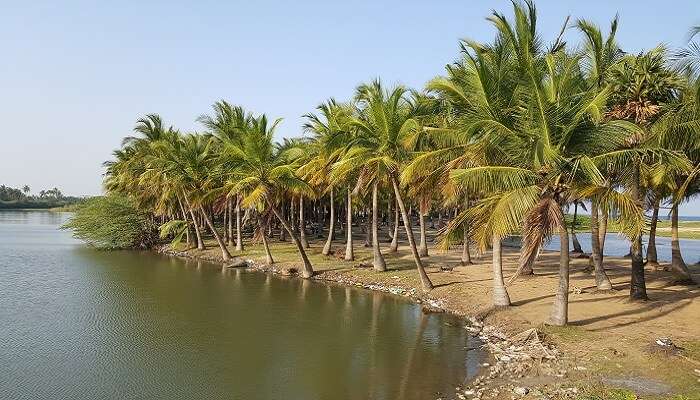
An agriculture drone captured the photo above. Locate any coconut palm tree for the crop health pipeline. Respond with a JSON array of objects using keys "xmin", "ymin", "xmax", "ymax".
[
  {"xmin": 333, "ymin": 80, "xmax": 433, "ymax": 289},
  {"xmin": 160, "ymin": 133, "xmax": 234, "ymax": 261},
  {"xmin": 606, "ymin": 47, "xmax": 686, "ymax": 299},
  {"xmin": 301, "ymin": 100, "xmax": 352, "ymax": 254},
  {"xmin": 199, "ymin": 101, "xmax": 253, "ymax": 252},
  {"xmin": 222, "ymin": 114, "xmax": 315, "ymax": 278},
  {"xmin": 303, "ymin": 102, "xmax": 360, "ymax": 260},
  {"xmin": 446, "ymin": 1, "xmax": 646, "ymax": 324}
]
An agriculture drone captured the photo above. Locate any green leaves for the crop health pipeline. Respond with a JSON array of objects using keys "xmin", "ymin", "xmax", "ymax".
[
  {"xmin": 450, "ymin": 166, "xmax": 538, "ymax": 194},
  {"xmin": 62, "ymin": 195, "xmax": 157, "ymax": 250}
]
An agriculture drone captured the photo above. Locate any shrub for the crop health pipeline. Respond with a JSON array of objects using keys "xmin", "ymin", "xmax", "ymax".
[{"xmin": 62, "ymin": 195, "xmax": 158, "ymax": 249}]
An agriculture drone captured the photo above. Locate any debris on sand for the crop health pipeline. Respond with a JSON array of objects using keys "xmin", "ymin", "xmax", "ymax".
[{"xmin": 458, "ymin": 325, "xmax": 564, "ymax": 399}]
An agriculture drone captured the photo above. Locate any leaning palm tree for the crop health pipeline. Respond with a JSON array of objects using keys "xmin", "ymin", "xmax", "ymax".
[
  {"xmin": 199, "ymin": 101, "xmax": 253, "ymax": 252},
  {"xmin": 222, "ymin": 114, "xmax": 315, "ymax": 278},
  {"xmin": 160, "ymin": 133, "xmax": 233, "ymax": 261},
  {"xmin": 301, "ymin": 100, "xmax": 355, "ymax": 256},
  {"xmin": 333, "ymin": 80, "xmax": 433, "ymax": 290}
]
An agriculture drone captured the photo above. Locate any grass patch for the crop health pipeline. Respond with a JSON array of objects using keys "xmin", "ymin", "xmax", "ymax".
[
  {"xmin": 577, "ymin": 387, "xmax": 638, "ymax": 400},
  {"xmin": 540, "ymin": 324, "xmax": 593, "ymax": 342}
]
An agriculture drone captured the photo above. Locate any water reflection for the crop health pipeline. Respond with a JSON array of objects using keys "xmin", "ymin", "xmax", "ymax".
[{"xmin": 1, "ymin": 210, "xmax": 485, "ymax": 400}]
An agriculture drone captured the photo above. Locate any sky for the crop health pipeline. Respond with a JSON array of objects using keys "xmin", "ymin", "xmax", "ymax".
[{"xmin": 1, "ymin": 0, "xmax": 699, "ymax": 212}]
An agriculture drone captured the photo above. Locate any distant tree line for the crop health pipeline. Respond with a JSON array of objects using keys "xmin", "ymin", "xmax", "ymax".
[{"xmin": 0, "ymin": 184, "xmax": 84, "ymax": 209}]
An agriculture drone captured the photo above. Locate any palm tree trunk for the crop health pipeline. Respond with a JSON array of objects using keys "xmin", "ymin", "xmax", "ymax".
[
  {"xmin": 590, "ymin": 200, "xmax": 613, "ymax": 290},
  {"xmin": 461, "ymin": 198, "xmax": 472, "ymax": 265},
  {"xmin": 387, "ymin": 201, "xmax": 393, "ymax": 236},
  {"xmin": 629, "ymin": 163, "xmax": 648, "ymax": 301},
  {"xmin": 199, "ymin": 206, "xmax": 232, "ymax": 261},
  {"xmin": 520, "ymin": 254, "xmax": 535, "ymax": 275},
  {"xmin": 223, "ymin": 204, "xmax": 229, "ymax": 244},
  {"xmin": 183, "ymin": 193, "xmax": 205, "ymax": 250},
  {"xmin": 235, "ymin": 195, "xmax": 244, "ymax": 251},
  {"xmin": 227, "ymin": 199, "xmax": 234, "ymax": 247},
  {"xmin": 599, "ymin": 207, "xmax": 608, "ymax": 256},
  {"xmin": 345, "ymin": 188, "xmax": 354, "ymax": 261},
  {"xmin": 363, "ymin": 209, "xmax": 371, "ymax": 247},
  {"xmin": 390, "ymin": 198, "xmax": 399, "ymax": 252},
  {"xmin": 372, "ymin": 182, "xmax": 387, "ymax": 272},
  {"xmin": 299, "ymin": 196, "xmax": 309, "ymax": 248},
  {"xmin": 261, "ymin": 229, "xmax": 274, "ymax": 265},
  {"xmin": 492, "ymin": 233, "xmax": 510, "ymax": 307},
  {"xmin": 279, "ymin": 202, "xmax": 287, "ymax": 241},
  {"xmin": 647, "ymin": 197, "xmax": 660, "ymax": 268},
  {"xmin": 571, "ymin": 203, "xmax": 583, "ymax": 253},
  {"xmin": 322, "ymin": 188, "xmax": 335, "ymax": 256},
  {"xmin": 267, "ymin": 200, "xmax": 314, "ymax": 278},
  {"xmin": 462, "ymin": 226, "xmax": 472, "ymax": 265},
  {"xmin": 176, "ymin": 194, "xmax": 192, "ymax": 249},
  {"xmin": 418, "ymin": 211, "xmax": 429, "ymax": 257},
  {"xmin": 670, "ymin": 203, "xmax": 695, "ymax": 282},
  {"xmin": 390, "ymin": 174, "xmax": 433, "ymax": 291},
  {"xmin": 548, "ymin": 223, "xmax": 570, "ymax": 326},
  {"xmin": 290, "ymin": 198, "xmax": 297, "ymax": 233}
]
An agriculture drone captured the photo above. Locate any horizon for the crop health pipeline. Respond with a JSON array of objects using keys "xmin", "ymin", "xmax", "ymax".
[{"xmin": 2, "ymin": 0, "xmax": 699, "ymax": 213}]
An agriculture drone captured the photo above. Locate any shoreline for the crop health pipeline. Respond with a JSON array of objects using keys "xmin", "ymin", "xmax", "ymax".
[
  {"xmin": 159, "ymin": 245, "xmax": 574, "ymax": 400},
  {"xmin": 156, "ymin": 240, "xmax": 700, "ymax": 399}
]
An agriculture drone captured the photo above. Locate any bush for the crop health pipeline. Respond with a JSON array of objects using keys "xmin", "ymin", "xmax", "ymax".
[{"xmin": 62, "ymin": 195, "xmax": 158, "ymax": 249}]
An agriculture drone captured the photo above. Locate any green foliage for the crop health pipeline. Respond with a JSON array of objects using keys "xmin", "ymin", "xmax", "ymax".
[
  {"xmin": 159, "ymin": 219, "xmax": 188, "ymax": 247},
  {"xmin": 62, "ymin": 195, "xmax": 158, "ymax": 250}
]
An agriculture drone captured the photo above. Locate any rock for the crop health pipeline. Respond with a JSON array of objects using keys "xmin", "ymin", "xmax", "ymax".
[
  {"xmin": 464, "ymin": 389, "xmax": 475, "ymax": 395},
  {"xmin": 513, "ymin": 387, "xmax": 529, "ymax": 396},
  {"xmin": 500, "ymin": 355, "xmax": 512, "ymax": 362},
  {"xmin": 226, "ymin": 259, "xmax": 248, "ymax": 268}
]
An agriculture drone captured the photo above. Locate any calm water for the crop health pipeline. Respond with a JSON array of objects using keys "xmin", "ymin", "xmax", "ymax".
[
  {"xmin": 0, "ymin": 211, "xmax": 483, "ymax": 400},
  {"xmin": 543, "ymin": 232, "xmax": 700, "ymax": 263}
]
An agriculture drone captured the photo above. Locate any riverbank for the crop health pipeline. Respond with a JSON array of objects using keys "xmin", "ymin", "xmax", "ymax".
[
  {"xmin": 160, "ymin": 235, "xmax": 700, "ymax": 400},
  {"xmin": 571, "ymin": 214, "xmax": 700, "ymax": 240}
]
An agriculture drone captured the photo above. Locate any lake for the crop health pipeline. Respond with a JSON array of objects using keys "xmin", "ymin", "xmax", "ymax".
[
  {"xmin": 0, "ymin": 210, "xmax": 484, "ymax": 400},
  {"xmin": 542, "ymin": 232, "xmax": 700, "ymax": 263}
]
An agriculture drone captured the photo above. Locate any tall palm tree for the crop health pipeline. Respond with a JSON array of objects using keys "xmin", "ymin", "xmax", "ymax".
[
  {"xmin": 199, "ymin": 101, "xmax": 253, "ymax": 252},
  {"xmin": 222, "ymin": 115, "xmax": 315, "ymax": 278},
  {"xmin": 447, "ymin": 1, "xmax": 643, "ymax": 324},
  {"xmin": 302, "ymin": 101, "xmax": 358, "ymax": 258},
  {"xmin": 607, "ymin": 47, "xmax": 686, "ymax": 299},
  {"xmin": 333, "ymin": 80, "xmax": 433, "ymax": 289}
]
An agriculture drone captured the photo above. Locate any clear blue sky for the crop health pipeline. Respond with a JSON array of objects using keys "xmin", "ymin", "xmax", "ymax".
[{"xmin": 1, "ymin": 1, "xmax": 699, "ymax": 212}]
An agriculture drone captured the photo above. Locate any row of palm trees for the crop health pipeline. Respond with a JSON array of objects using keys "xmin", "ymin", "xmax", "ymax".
[{"xmin": 104, "ymin": 1, "xmax": 700, "ymax": 326}]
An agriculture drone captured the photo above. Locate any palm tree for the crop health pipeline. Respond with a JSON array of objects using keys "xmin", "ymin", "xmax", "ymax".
[
  {"xmin": 607, "ymin": 47, "xmax": 686, "ymax": 299},
  {"xmin": 157, "ymin": 133, "xmax": 233, "ymax": 261},
  {"xmin": 447, "ymin": 1, "xmax": 643, "ymax": 324},
  {"xmin": 302, "ymin": 100, "xmax": 356, "ymax": 258},
  {"xmin": 222, "ymin": 115, "xmax": 315, "ymax": 278},
  {"xmin": 199, "ymin": 101, "xmax": 253, "ymax": 252},
  {"xmin": 334, "ymin": 80, "xmax": 433, "ymax": 289}
]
